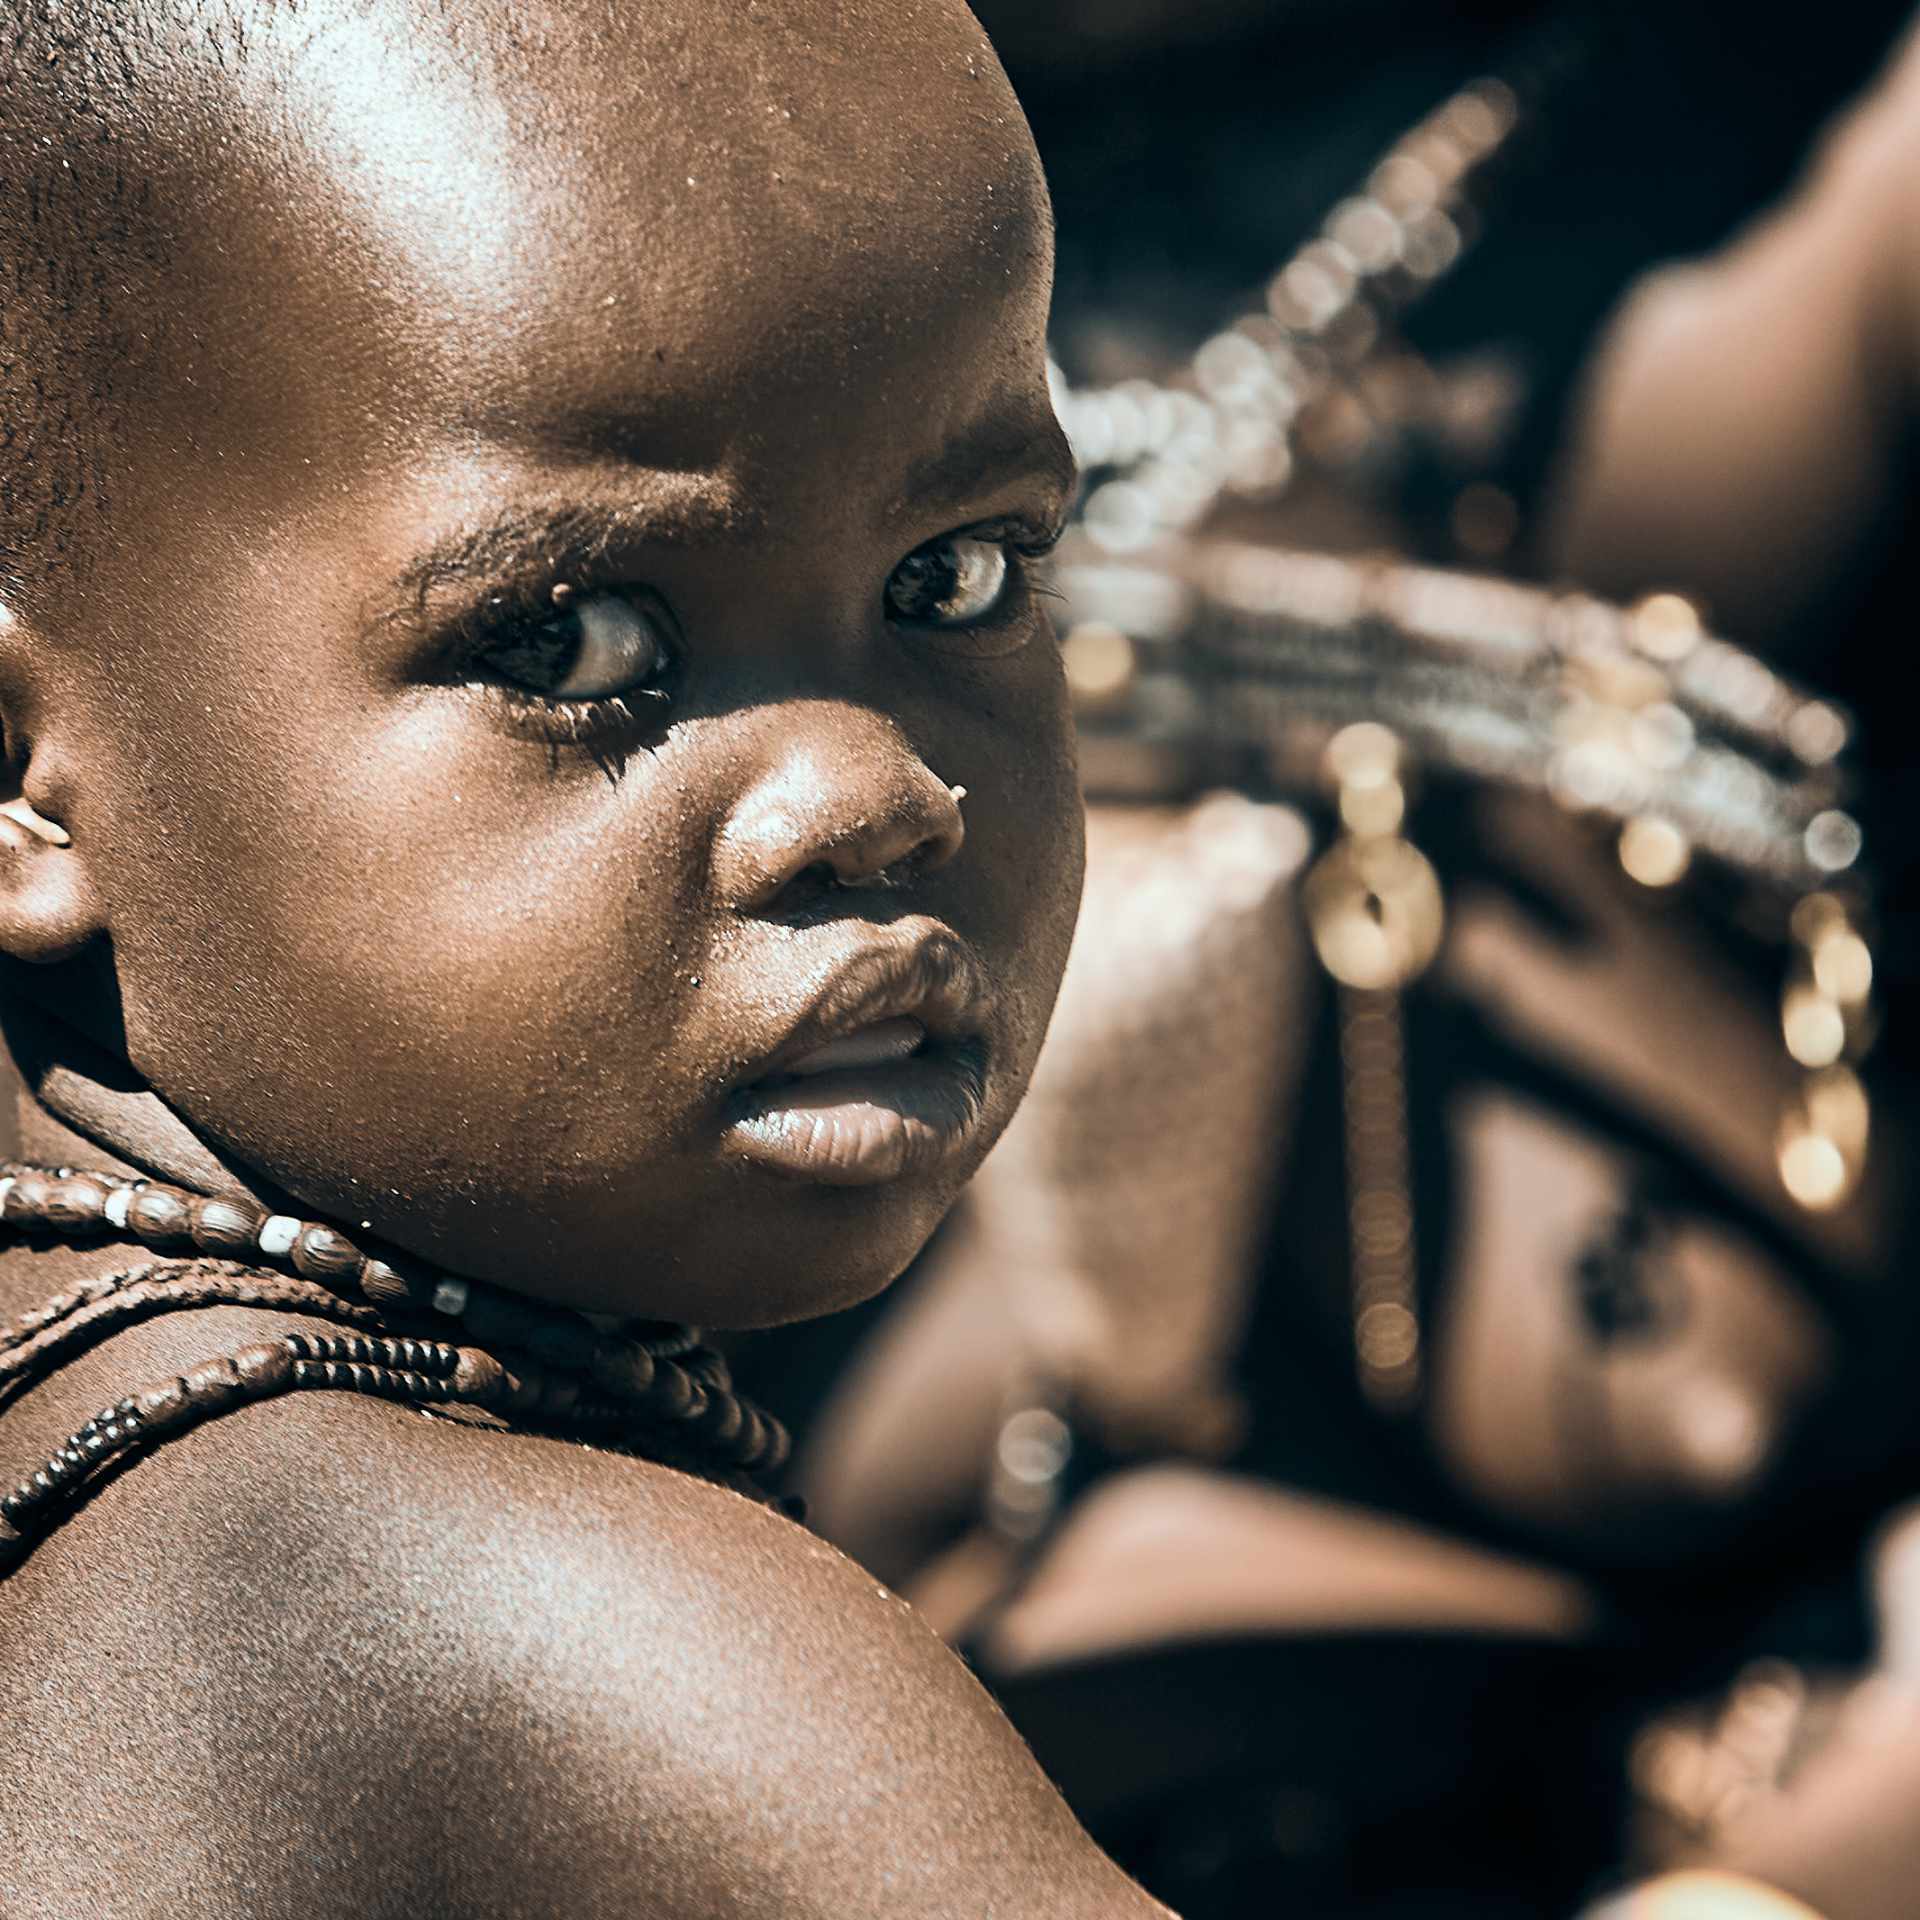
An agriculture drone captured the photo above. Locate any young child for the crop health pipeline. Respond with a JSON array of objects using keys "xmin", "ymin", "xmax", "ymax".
[{"xmin": 0, "ymin": 3, "xmax": 1167, "ymax": 1912}]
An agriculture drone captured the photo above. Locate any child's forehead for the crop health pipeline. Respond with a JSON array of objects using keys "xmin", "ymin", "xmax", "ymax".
[
  {"xmin": 152, "ymin": 0, "xmax": 1050, "ymax": 446},
  {"xmin": 231, "ymin": 0, "xmax": 1038, "ymax": 235},
  {"xmin": 62, "ymin": 0, "xmax": 1063, "ymax": 644},
  {"xmin": 78, "ymin": 0, "xmax": 1052, "ymax": 560}
]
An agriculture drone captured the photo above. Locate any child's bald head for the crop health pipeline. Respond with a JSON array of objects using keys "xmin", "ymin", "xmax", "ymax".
[
  {"xmin": 0, "ymin": 0, "xmax": 1080, "ymax": 1326},
  {"xmin": 1, "ymin": 0, "xmax": 1052, "ymax": 596}
]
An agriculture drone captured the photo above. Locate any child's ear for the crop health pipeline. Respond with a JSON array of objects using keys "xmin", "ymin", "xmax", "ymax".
[
  {"xmin": 0, "ymin": 786, "xmax": 99, "ymax": 964},
  {"xmin": 0, "ymin": 603, "xmax": 103, "ymax": 965}
]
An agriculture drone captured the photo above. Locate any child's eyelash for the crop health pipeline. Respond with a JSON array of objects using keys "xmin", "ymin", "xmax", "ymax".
[
  {"xmin": 436, "ymin": 574, "xmax": 675, "ymax": 754},
  {"xmin": 424, "ymin": 512, "xmax": 1062, "ymax": 748}
]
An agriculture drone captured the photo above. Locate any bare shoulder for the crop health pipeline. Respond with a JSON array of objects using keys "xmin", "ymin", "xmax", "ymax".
[{"xmin": 0, "ymin": 1379, "xmax": 1164, "ymax": 1920}]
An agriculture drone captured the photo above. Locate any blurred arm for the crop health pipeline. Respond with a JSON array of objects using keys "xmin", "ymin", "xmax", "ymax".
[{"xmin": 1547, "ymin": 19, "xmax": 1920, "ymax": 650}]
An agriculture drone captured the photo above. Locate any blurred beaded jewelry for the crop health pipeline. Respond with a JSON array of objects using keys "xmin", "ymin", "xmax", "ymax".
[
  {"xmin": 1046, "ymin": 54, "xmax": 1876, "ymax": 1406},
  {"xmin": 1055, "ymin": 542, "xmax": 1875, "ymax": 1411},
  {"xmin": 0, "ymin": 1164, "xmax": 789, "ymax": 1571},
  {"xmin": 1056, "ymin": 69, "xmax": 1528, "ymax": 555}
]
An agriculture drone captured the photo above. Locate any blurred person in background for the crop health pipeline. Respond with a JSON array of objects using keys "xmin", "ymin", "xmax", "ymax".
[{"xmin": 733, "ymin": 6, "xmax": 1920, "ymax": 1916}]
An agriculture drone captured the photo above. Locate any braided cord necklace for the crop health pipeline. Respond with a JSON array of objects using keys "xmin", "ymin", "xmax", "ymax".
[{"xmin": 0, "ymin": 1164, "xmax": 790, "ymax": 1572}]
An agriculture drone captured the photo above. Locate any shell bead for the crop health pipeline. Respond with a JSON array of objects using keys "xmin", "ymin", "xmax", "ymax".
[
  {"xmin": 3, "ymin": 1169, "xmax": 54, "ymax": 1225},
  {"xmin": 183, "ymin": 1356, "xmax": 247, "ymax": 1413},
  {"xmin": 355, "ymin": 1258, "xmax": 413, "ymax": 1307},
  {"xmin": 452, "ymin": 1348, "xmax": 506, "ymax": 1404},
  {"xmin": 231, "ymin": 1341, "xmax": 296, "ymax": 1394},
  {"xmin": 134, "ymin": 1378, "xmax": 194, "ymax": 1433},
  {"xmin": 43, "ymin": 1176, "xmax": 111, "ymax": 1233}
]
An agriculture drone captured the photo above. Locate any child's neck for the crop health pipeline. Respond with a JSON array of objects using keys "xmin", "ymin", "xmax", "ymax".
[
  {"xmin": 0, "ymin": 1015, "xmax": 295, "ymax": 1323},
  {"xmin": 5, "ymin": 1000, "xmax": 274, "ymax": 1203}
]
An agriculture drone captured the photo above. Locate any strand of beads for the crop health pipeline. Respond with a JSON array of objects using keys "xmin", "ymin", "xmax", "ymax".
[
  {"xmin": 1066, "ymin": 75, "xmax": 1527, "ymax": 558},
  {"xmin": 0, "ymin": 1166, "xmax": 788, "ymax": 1477},
  {"xmin": 0, "ymin": 1260, "xmax": 383, "ymax": 1398},
  {"xmin": 0, "ymin": 1329, "xmax": 491, "ymax": 1571}
]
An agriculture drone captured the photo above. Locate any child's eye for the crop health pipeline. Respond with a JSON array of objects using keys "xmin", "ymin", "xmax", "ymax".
[
  {"xmin": 473, "ymin": 588, "xmax": 673, "ymax": 700},
  {"xmin": 884, "ymin": 534, "xmax": 1012, "ymax": 628}
]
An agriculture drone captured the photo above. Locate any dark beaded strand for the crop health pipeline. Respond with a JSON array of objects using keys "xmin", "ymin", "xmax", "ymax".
[
  {"xmin": 0, "ymin": 1331, "xmax": 485, "ymax": 1570},
  {"xmin": 0, "ymin": 1261, "xmax": 386, "ymax": 1392},
  {"xmin": 0, "ymin": 1164, "xmax": 789, "ymax": 1564}
]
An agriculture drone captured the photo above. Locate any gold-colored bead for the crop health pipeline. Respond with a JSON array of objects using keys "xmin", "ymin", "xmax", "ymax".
[
  {"xmin": 1811, "ymin": 927, "xmax": 1872, "ymax": 1005},
  {"xmin": 1355, "ymin": 1300, "xmax": 1420, "ymax": 1373},
  {"xmin": 1324, "ymin": 720, "xmax": 1402, "ymax": 789},
  {"xmin": 1340, "ymin": 773, "xmax": 1406, "ymax": 839},
  {"xmin": 1777, "ymin": 1127, "xmax": 1850, "ymax": 1211},
  {"xmin": 1061, "ymin": 620, "xmax": 1136, "ymax": 709},
  {"xmin": 1803, "ymin": 1063, "xmax": 1870, "ymax": 1157},
  {"xmin": 1303, "ymin": 836, "xmax": 1445, "ymax": 990},
  {"xmin": 1788, "ymin": 891, "xmax": 1849, "ymax": 948},
  {"xmin": 1350, "ymin": 1190, "xmax": 1413, "ymax": 1255},
  {"xmin": 1781, "ymin": 984, "xmax": 1846, "ymax": 1069},
  {"xmin": 1805, "ymin": 808, "xmax": 1863, "ymax": 875},
  {"xmin": 1564, "ymin": 650, "xmax": 1671, "ymax": 712},
  {"xmin": 1786, "ymin": 699, "xmax": 1849, "ymax": 766},
  {"xmin": 1619, "ymin": 815, "xmax": 1691, "ymax": 888}
]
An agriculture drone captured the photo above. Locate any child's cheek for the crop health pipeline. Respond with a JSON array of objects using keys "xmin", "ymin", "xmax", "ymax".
[{"xmin": 102, "ymin": 681, "xmax": 714, "ymax": 1178}]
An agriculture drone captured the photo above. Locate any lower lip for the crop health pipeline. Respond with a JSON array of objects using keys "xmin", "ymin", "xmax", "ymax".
[{"xmin": 721, "ymin": 1042, "xmax": 989, "ymax": 1186}]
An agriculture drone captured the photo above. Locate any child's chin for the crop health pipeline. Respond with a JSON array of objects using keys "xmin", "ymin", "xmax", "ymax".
[{"xmin": 612, "ymin": 1176, "xmax": 961, "ymax": 1333}]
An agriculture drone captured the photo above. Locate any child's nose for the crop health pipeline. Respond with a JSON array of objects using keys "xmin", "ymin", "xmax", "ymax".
[{"xmin": 712, "ymin": 718, "xmax": 966, "ymax": 916}]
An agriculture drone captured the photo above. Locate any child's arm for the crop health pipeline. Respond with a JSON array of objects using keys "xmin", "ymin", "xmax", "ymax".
[
  {"xmin": 401, "ymin": 1457, "xmax": 1179, "ymax": 1918},
  {"xmin": 46, "ymin": 1384, "xmax": 1176, "ymax": 1919},
  {"xmin": 1547, "ymin": 15, "xmax": 1920, "ymax": 653}
]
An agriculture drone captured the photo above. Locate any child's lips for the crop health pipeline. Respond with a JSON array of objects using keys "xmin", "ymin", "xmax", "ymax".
[
  {"xmin": 720, "ymin": 929, "xmax": 995, "ymax": 1186},
  {"xmin": 773, "ymin": 1016, "xmax": 927, "ymax": 1081},
  {"xmin": 723, "ymin": 1034, "xmax": 989, "ymax": 1186}
]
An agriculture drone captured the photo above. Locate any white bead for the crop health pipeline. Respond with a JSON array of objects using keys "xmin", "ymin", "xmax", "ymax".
[
  {"xmin": 0, "ymin": 1176, "xmax": 15, "ymax": 1216},
  {"xmin": 432, "ymin": 1278, "xmax": 470, "ymax": 1317},
  {"xmin": 257, "ymin": 1215, "xmax": 301, "ymax": 1257},
  {"xmin": 103, "ymin": 1186, "xmax": 133, "ymax": 1230}
]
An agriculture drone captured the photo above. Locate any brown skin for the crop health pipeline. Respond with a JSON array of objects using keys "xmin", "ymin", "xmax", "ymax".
[
  {"xmin": 0, "ymin": 5, "xmax": 1172, "ymax": 1915},
  {"xmin": 0, "ymin": 0, "xmax": 1083, "ymax": 1329}
]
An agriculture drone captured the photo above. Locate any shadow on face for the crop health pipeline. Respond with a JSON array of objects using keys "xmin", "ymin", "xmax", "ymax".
[{"xmin": 4, "ymin": 0, "xmax": 1085, "ymax": 1325}]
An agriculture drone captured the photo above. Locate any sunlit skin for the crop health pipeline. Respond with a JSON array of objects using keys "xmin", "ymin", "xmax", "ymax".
[{"xmin": 0, "ymin": 6, "xmax": 1184, "ymax": 1916}]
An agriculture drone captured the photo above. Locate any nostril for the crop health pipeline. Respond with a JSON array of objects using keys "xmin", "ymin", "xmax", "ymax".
[
  {"xmin": 712, "ymin": 732, "xmax": 966, "ymax": 915},
  {"xmin": 769, "ymin": 860, "xmax": 839, "ymax": 911},
  {"xmin": 834, "ymin": 851, "xmax": 926, "ymax": 894}
]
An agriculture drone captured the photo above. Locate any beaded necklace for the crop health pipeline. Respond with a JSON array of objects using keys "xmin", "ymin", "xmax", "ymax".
[{"xmin": 0, "ymin": 1163, "xmax": 789, "ymax": 1572}]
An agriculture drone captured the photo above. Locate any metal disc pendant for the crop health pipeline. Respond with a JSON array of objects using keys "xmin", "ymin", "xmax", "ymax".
[{"xmin": 1302, "ymin": 836, "xmax": 1446, "ymax": 990}]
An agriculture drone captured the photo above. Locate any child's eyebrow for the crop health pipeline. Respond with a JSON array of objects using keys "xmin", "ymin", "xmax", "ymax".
[
  {"xmin": 897, "ymin": 413, "xmax": 1079, "ymax": 521},
  {"xmin": 386, "ymin": 490, "xmax": 751, "ymax": 606}
]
